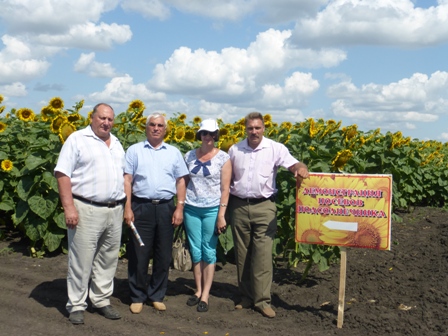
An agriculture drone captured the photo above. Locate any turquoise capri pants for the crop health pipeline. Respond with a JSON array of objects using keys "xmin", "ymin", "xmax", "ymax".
[{"xmin": 183, "ymin": 204, "xmax": 219, "ymax": 264}]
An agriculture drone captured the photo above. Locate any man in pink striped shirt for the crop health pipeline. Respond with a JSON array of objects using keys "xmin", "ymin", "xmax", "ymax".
[{"xmin": 228, "ymin": 112, "xmax": 309, "ymax": 318}]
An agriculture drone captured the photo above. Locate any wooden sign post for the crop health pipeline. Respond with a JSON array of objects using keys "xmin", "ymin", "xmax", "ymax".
[{"xmin": 337, "ymin": 247, "xmax": 347, "ymax": 328}]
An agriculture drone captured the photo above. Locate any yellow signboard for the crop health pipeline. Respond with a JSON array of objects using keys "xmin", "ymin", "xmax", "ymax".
[{"xmin": 295, "ymin": 173, "xmax": 392, "ymax": 250}]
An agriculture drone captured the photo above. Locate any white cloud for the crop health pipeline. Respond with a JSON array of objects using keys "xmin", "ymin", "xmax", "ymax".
[
  {"xmin": 255, "ymin": 0, "xmax": 328, "ymax": 24},
  {"xmin": 167, "ymin": 0, "xmax": 254, "ymax": 20},
  {"xmin": 0, "ymin": 35, "xmax": 32, "ymax": 59},
  {"xmin": 325, "ymin": 70, "xmax": 448, "ymax": 132},
  {"xmin": 74, "ymin": 52, "xmax": 117, "ymax": 78},
  {"xmin": 34, "ymin": 22, "xmax": 132, "ymax": 50},
  {"xmin": 121, "ymin": 0, "xmax": 328, "ymax": 23},
  {"xmin": 404, "ymin": 122, "xmax": 416, "ymax": 130},
  {"xmin": 0, "ymin": 1, "xmax": 131, "ymax": 59},
  {"xmin": 0, "ymin": 59, "xmax": 50, "ymax": 84},
  {"xmin": 0, "ymin": 82, "xmax": 27, "ymax": 97},
  {"xmin": 261, "ymin": 72, "xmax": 319, "ymax": 108},
  {"xmin": 149, "ymin": 29, "xmax": 344, "ymax": 100},
  {"xmin": 89, "ymin": 74, "xmax": 166, "ymax": 104},
  {"xmin": 0, "ymin": 35, "xmax": 50, "ymax": 84},
  {"xmin": 0, "ymin": 0, "xmax": 119, "ymax": 34},
  {"xmin": 121, "ymin": 0, "xmax": 171, "ymax": 20},
  {"xmin": 121, "ymin": 0, "xmax": 254, "ymax": 21},
  {"xmin": 328, "ymin": 72, "xmax": 448, "ymax": 118},
  {"xmin": 440, "ymin": 132, "xmax": 448, "ymax": 141},
  {"xmin": 290, "ymin": 0, "xmax": 448, "ymax": 48}
]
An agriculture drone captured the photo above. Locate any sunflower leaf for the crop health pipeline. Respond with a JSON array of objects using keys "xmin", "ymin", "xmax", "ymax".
[
  {"xmin": 25, "ymin": 155, "xmax": 47, "ymax": 171},
  {"xmin": 17, "ymin": 176, "xmax": 36, "ymax": 201},
  {"xmin": 44, "ymin": 231, "xmax": 65, "ymax": 252},
  {"xmin": 28, "ymin": 195, "xmax": 57, "ymax": 219}
]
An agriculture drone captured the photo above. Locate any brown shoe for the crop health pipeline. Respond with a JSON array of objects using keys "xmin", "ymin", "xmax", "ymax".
[
  {"xmin": 255, "ymin": 306, "xmax": 276, "ymax": 318},
  {"xmin": 235, "ymin": 297, "xmax": 252, "ymax": 310},
  {"xmin": 130, "ymin": 303, "xmax": 143, "ymax": 314},
  {"xmin": 152, "ymin": 302, "xmax": 166, "ymax": 311}
]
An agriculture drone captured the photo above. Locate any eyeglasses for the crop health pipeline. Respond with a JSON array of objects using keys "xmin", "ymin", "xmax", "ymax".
[
  {"xmin": 200, "ymin": 131, "xmax": 217, "ymax": 137},
  {"xmin": 148, "ymin": 123, "xmax": 165, "ymax": 128}
]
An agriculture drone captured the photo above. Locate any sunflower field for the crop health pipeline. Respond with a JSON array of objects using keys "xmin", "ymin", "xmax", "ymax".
[{"xmin": 1, "ymin": 96, "xmax": 448, "ymax": 271}]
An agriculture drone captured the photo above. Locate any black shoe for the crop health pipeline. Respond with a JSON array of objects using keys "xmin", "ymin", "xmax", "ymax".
[
  {"xmin": 187, "ymin": 295, "xmax": 200, "ymax": 306},
  {"xmin": 95, "ymin": 305, "xmax": 121, "ymax": 320},
  {"xmin": 69, "ymin": 311, "xmax": 84, "ymax": 325},
  {"xmin": 197, "ymin": 301, "xmax": 208, "ymax": 312}
]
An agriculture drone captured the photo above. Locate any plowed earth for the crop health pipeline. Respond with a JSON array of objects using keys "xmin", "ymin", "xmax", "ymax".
[{"xmin": 0, "ymin": 206, "xmax": 447, "ymax": 336}]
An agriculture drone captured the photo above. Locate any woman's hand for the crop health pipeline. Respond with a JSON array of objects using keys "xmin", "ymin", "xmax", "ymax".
[{"xmin": 216, "ymin": 216, "xmax": 227, "ymax": 234}]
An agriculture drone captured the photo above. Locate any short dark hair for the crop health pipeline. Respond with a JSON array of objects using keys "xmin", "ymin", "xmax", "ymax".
[{"xmin": 245, "ymin": 112, "xmax": 264, "ymax": 126}]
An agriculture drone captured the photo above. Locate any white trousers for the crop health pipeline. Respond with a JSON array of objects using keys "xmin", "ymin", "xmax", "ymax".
[{"xmin": 66, "ymin": 199, "xmax": 123, "ymax": 313}]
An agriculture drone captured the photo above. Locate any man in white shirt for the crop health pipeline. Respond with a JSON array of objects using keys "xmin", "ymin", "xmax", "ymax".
[{"xmin": 55, "ymin": 103, "xmax": 126, "ymax": 325}]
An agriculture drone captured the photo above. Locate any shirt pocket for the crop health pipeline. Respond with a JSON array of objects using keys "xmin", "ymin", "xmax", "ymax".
[{"xmin": 259, "ymin": 161, "xmax": 274, "ymax": 178}]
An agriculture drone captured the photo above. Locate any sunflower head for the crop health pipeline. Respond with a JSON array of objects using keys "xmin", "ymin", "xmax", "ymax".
[
  {"xmin": 309, "ymin": 118, "xmax": 318, "ymax": 138},
  {"xmin": 263, "ymin": 114, "xmax": 272, "ymax": 123},
  {"xmin": 231, "ymin": 124, "xmax": 241, "ymax": 132},
  {"xmin": 174, "ymin": 126, "xmax": 186, "ymax": 142},
  {"xmin": 219, "ymin": 136, "xmax": 237, "ymax": 152},
  {"xmin": 192, "ymin": 116, "xmax": 202, "ymax": 125},
  {"xmin": 344, "ymin": 125, "xmax": 358, "ymax": 141},
  {"xmin": 17, "ymin": 108, "xmax": 35, "ymax": 122},
  {"xmin": 40, "ymin": 106, "xmax": 54, "ymax": 122},
  {"xmin": 128, "ymin": 99, "xmax": 145, "ymax": 112},
  {"xmin": 280, "ymin": 121, "xmax": 292, "ymax": 130},
  {"xmin": 0, "ymin": 122, "xmax": 6, "ymax": 133},
  {"xmin": 220, "ymin": 127, "xmax": 229, "ymax": 136},
  {"xmin": 0, "ymin": 94, "xmax": 4, "ymax": 104},
  {"xmin": 268, "ymin": 128, "xmax": 277, "ymax": 137},
  {"xmin": 49, "ymin": 97, "xmax": 64, "ymax": 111},
  {"xmin": 165, "ymin": 120, "xmax": 174, "ymax": 135},
  {"xmin": 0, "ymin": 106, "xmax": 5, "ymax": 115},
  {"xmin": 184, "ymin": 129, "xmax": 196, "ymax": 142},
  {"xmin": 332, "ymin": 149, "xmax": 353, "ymax": 169},
  {"xmin": 58, "ymin": 121, "xmax": 76, "ymax": 143},
  {"xmin": 85, "ymin": 110, "xmax": 93, "ymax": 125},
  {"xmin": 1, "ymin": 159, "xmax": 13, "ymax": 172},
  {"xmin": 137, "ymin": 117, "xmax": 147, "ymax": 131},
  {"xmin": 50, "ymin": 115, "xmax": 68, "ymax": 133},
  {"xmin": 67, "ymin": 113, "xmax": 82, "ymax": 123}
]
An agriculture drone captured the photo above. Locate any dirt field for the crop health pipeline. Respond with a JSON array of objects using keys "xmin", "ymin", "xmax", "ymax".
[{"xmin": 0, "ymin": 206, "xmax": 447, "ymax": 336}]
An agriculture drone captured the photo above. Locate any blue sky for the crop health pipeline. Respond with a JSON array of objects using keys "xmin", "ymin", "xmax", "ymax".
[{"xmin": 1, "ymin": 0, "xmax": 448, "ymax": 141}]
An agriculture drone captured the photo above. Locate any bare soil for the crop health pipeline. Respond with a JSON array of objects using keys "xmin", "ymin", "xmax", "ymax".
[{"xmin": 0, "ymin": 206, "xmax": 447, "ymax": 336}]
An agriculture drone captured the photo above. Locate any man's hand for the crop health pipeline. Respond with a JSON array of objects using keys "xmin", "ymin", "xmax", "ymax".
[
  {"xmin": 290, "ymin": 162, "xmax": 309, "ymax": 179},
  {"xmin": 172, "ymin": 207, "xmax": 183, "ymax": 227},
  {"xmin": 124, "ymin": 207, "xmax": 134, "ymax": 227},
  {"xmin": 64, "ymin": 205, "xmax": 79, "ymax": 230}
]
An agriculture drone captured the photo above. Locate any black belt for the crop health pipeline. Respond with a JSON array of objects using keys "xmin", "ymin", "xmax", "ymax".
[
  {"xmin": 131, "ymin": 194, "xmax": 173, "ymax": 205},
  {"xmin": 73, "ymin": 195, "xmax": 126, "ymax": 208},
  {"xmin": 231, "ymin": 195, "xmax": 274, "ymax": 204}
]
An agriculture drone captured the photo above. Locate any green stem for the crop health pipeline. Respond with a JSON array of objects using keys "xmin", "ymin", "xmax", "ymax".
[{"xmin": 299, "ymin": 257, "xmax": 313, "ymax": 284}]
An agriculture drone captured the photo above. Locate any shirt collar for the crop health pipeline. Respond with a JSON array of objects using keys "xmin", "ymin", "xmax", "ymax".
[
  {"xmin": 242, "ymin": 136, "xmax": 269, "ymax": 151},
  {"xmin": 144, "ymin": 139, "xmax": 167, "ymax": 150},
  {"xmin": 83, "ymin": 125, "xmax": 116, "ymax": 144}
]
